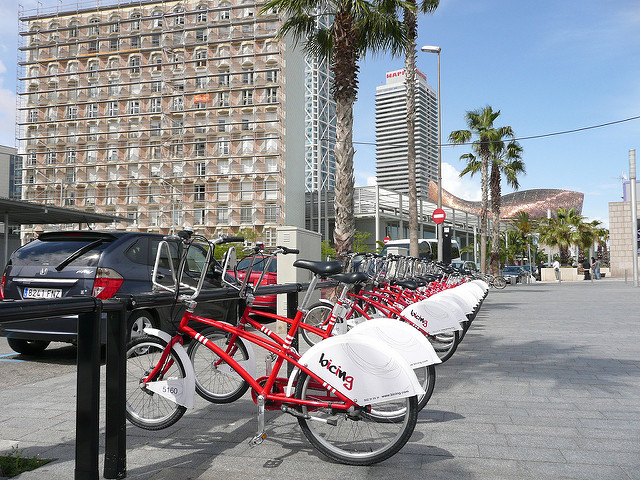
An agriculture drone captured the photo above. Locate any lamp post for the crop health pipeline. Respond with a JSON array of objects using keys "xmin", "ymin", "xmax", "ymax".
[{"xmin": 421, "ymin": 45, "xmax": 442, "ymax": 261}]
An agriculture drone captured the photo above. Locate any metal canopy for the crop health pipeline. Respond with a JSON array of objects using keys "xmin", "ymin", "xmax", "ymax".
[{"xmin": 0, "ymin": 197, "xmax": 131, "ymax": 226}]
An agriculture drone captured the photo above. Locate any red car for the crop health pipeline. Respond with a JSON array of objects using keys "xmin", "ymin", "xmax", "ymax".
[{"xmin": 233, "ymin": 255, "xmax": 277, "ymax": 312}]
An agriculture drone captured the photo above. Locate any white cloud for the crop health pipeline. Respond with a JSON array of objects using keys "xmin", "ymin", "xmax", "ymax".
[
  {"xmin": 441, "ymin": 162, "xmax": 481, "ymax": 201},
  {"xmin": 366, "ymin": 176, "xmax": 377, "ymax": 186}
]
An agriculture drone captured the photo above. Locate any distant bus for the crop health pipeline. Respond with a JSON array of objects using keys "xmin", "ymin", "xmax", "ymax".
[{"xmin": 380, "ymin": 238, "xmax": 461, "ymax": 262}]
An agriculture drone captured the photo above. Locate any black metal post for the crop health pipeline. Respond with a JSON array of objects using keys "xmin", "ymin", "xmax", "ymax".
[
  {"xmin": 75, "ymin": 304, "xmax": 102, "ymax": 480},
  {"xmin": 286, "ymin": 290, "xmax": 299, "ymax": 376},
  {"xmin": 104, "ymin": 300, "xmax": 128, "ymax": 479}
]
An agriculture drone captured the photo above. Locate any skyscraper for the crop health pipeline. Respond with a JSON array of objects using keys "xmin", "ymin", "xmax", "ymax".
[
  {"xmin": 375, "ymin": 68, "xmax": 438, "ymax": 198},
  {"xmin": 17, "ymin": 0, "xmax": 332, "ymax": 244}
]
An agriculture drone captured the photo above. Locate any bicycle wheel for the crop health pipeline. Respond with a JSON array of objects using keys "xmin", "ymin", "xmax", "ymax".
[
  {"xmin": 428, "ymin": 330, "xmax": 460, "ymax": 363},
  {"xmin": 294, "ymin": 372, "xmax": 418, "ymax": 465},
  {"xmin": 187, "ymin": 327, "xmax": 251, "ymax": 403},
  {"xmin": 365, "ymin": 363, "xmax": 435, "ymax": 422},
  {"xmin": 301, "ymin": 302, "xmax": 333, "ymax": 347},
  {"xmin": 492, "ymin": 276, "xmax": 507, "ymax": 289},
  {"xmin": 126, "ymin": 335, "xmax": 187, "ymax": 430}
]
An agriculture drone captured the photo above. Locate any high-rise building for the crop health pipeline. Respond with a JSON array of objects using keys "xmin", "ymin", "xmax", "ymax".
[
  {"xmin": 375, "ymin": 68, "xmax": 437, "ymax": 198},
  {"xmin": 17, "ymin": 0, "xmax": 333, "ymax": 244}
]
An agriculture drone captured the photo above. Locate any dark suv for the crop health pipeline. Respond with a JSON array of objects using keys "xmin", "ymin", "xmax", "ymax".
[{"xmin": 0, "ymin": 230, "xmax": 238, "ymax": 355}]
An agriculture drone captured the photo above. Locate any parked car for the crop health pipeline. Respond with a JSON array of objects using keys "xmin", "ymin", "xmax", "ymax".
[
  {"xmin": 0, "ymin": 230, "xmax": 238, "ymax": 355},
  {"xmin": 452, "ymin": 260, "xmax": 478, "ymax": 273},
  {"xmin": 502, "ymin": 265, "xmax": 527, "ymax": 284},
  {"xmin": 232, "ymin": 254, "xmax": 278, "ymax": 313}
]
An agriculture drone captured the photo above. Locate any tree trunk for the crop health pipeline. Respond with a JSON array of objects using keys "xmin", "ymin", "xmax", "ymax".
[
  {"xmin": 331, "ymin": 12, "xmax": 358, "ymax": 258},
  {"xmin": 489, "ymin": 162, "xmax": 501, "ymax": 275},
  {"xmin": 479, "ymin": 154, "xmax": 489, "ymax": 273},
  {"xmin": 404, "ymin": 5, "xmax": 419, "ymax": 258}
]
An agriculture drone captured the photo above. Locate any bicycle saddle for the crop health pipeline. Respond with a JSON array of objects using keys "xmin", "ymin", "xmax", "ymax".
[
  {"xmin": 293, "ymin": 260, "xmax": 344, "ymax": 278},
  {"xmin": 392, "ymin": 280, "xmax": 420, "ymax": 290},
  {"xmin": 331, "ymin": 272, "xmax": 369, "ymax": 285}
]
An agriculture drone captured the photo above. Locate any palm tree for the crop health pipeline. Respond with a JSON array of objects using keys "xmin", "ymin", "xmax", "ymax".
[
  {"xmin": 449, "ymin": 106, "xmax": 517, "ymax": 273},
  {"xmin": 509, "ymin": 211, "xmax": 537, "ymax": 264},
  {"xmin": 262, "ymin": 0, "xmax": 411, "ymax": 257},
  {"xmin": 403, "ymin": 0, "xmax": 438, "ymax": 257},
  {"xmin": 488, "ymin": 137, "xmax": 524, "ymax": 273},
  {"xmin": 539, "ymin": 207, "xmax": 594, "ymax": 265}
]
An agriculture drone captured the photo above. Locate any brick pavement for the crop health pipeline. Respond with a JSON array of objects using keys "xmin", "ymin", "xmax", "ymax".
[{"xmin": 1, "ymin": 278, "xmax": 639, "ymax": 479}]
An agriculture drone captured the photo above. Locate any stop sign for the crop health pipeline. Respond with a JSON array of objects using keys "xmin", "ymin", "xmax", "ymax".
[{"xmin": 432, "ymin": 208, "xmax": 446, "ymax": 224}]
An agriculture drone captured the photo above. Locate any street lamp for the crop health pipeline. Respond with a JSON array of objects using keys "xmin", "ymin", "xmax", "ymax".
[{"xmin": 421, "ymin": 45, "xmax": 442, "ymax": 262}]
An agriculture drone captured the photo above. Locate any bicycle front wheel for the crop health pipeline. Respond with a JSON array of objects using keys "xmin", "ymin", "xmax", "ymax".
[
  {"xmin": 294, "ymin": 372, "xmax": 418, "ymax": 465},
  {"xmin": 301, "ymin": 302, "xmax": 333, "ymax": 347},
  {"xmin": 126, "ymin": 336, "xmax": 187, "ymax": 430},
  {"xmin": 428, "ymin": 330, "xmax": 460, "ymax": 363},
  {"xmin": 187, "ymin": 327, "xmax": 251, "ymax": 403}
]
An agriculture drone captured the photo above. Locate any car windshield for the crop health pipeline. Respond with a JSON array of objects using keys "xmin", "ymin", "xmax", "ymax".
[{"xmin": 236, "ymin": 256, "xmax": 277, "ymax": 273}]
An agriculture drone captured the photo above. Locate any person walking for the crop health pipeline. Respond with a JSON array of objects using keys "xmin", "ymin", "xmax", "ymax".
[
  {"xmin": 594, "ymin": 257, "xmax": 602, "ymax": 280},
  {"xmin": 552, "ymin": 259, "xmax": 561, "ymax": 282}
]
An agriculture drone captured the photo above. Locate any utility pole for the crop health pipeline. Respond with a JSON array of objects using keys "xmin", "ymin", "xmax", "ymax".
[{"xmin": 629, "ymin": 150, "xmax": 639, "ymax": 286}]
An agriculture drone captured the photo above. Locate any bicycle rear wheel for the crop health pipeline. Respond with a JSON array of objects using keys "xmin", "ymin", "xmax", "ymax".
[
  {"xmin": 301, "ymin": 302, "xmax": 333, "ymax": 347},
  {"xmin": 126, "ymin": 336, "xmax": 187, "ymax": 430},
  {"xmin": 294, "ymin": 372, "xmax": 418, "ymax": 465},
  {"xmin": 187, "ymin": 327, "xmax": 251, "ymax": 403},
  {"xmin": 492, "ymin": 276, "xmax": 507, "ymax": 289}
]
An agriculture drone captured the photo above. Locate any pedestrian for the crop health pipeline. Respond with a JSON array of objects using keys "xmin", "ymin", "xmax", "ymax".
[
  {"xmin": 582, "ymin": 258, "xmax": 591, "ymax": 280},
  {"xmin": 552, "ymin": 259, "xmax": 561, "ymax": 282},
  {"xmin": 594, "ymin": 257, "xmax": 602, "ymax": 280},
  {"xmin": 537, "ymin": 261, "xmax": 543, "ymax": 281},
  {"xmin": 590, "ymin": 257, "xmax": 597, "ymax": 280}
]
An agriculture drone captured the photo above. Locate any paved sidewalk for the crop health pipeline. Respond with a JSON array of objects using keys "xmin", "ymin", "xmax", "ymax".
[{"xmin": 1, "ymin": 278, "xmax": 640, "ymax": 479}]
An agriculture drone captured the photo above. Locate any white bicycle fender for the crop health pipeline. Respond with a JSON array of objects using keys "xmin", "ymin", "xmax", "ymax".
[
  {"xmin": 431, "ymin": 290, "xmax": 474, "ymax": 315},
  {"xmin": 424, "ymin": 296, "xmax": 468, "ymax": 325},
  {"xmin": 142, "ymin": 328, "xmax": 196, "ymax": 409},
  {"xmin": 346, "ymin": 317, "xmax": 441, "ymax": 368},
  {"xmin": 401, "ymin": 300, "xmax": 463, "ymax": 335},
  {"xmin": 286, "ymin": 334, "xmax": 424, "ymax": 404}
]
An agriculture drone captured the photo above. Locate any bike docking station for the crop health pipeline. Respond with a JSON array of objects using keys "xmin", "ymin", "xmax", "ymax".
[{"xmin": 0, "ymin": 282, "xmax": 312, "ymax": 480}]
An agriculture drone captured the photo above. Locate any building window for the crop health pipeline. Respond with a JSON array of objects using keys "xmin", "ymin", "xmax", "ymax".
[
  {"xmin": 241, "ymin": 138, "xmax": 253, "ymax": 155},
  {"xmin": 107, "ymin": 147, "xmax": 117, "ymax": 162},
  {"xmin": 242, "ymin": 67, "xmax": 254, "ymax": 85},
  {"xmin": 172, "ymin": 118, "xmax": 184, "ymax": 135},
  {"xmin": 108, "ymin": 101, "xmax": 118, "ymax": 116},
  {"xmin": 194, "ymin": 184, "xmax": 206, "ymax": 202},
  {"xmin": 264, "ymin": 203, "xmax": 277, "ymax": 223},
  {"xmin": 196, "ymin": 5, "xmax": 208, "ymax": 23},
  {"xmin": 172, "ymin": 96, "xmax": 184, "ymax": 111},
  {"xmin": 151, "ymin": 81, "xmax": 162, "ymax": 93},
  {"xmin": 218, "ymin": 72, "xmax": 229, "ymax": 87},
  {"xmin": 217, "ymin": 206, "xmax": 229, "ymax": 223},
  {"xmin": 66, "ymin": 148, "xmax": 76, "ymax": 163},
  {"xmin": 218, "ymin": 138, "xmax": 229, "ymax": 155},
  {"xmin": 67, "ymin": 106, "xmax": 78, "ymax": 119},
  {"xmin": 193, "ymin": 208, "xmax": 206, "ymax": 225},
  {"xmin": 196, "ymin": 162, "xmax": 206, "ymax": 176},
  {"xmin": 151, "ymin": 97, "xmax": 162, "ymax": 113},
  {"xmin": 265, "ymin": 180, "xmax": 278, "ymax": 200},
  {"xmin": 129, "ymin": 56, "xmax": 140, "ymax": 74},
  {"xmin": 266, "ymin": 87, "xmax": 278, "ymax": 103},
  {"xmin": 89, "ymin": 18, "xmax": 99, "ymax": 36},
  {"xmin": 152, "ymin": 10, "xmax": 163, "ymax": 28},
  {"xmin": 131, "ymin": 36, "xmax": 140, "ymax": 48},
  {"xmin": 218, "ymin": 91, "xmax": 229, "ymax": 107},
  {"xmin": 27, "ymin": 152, "xmax": 37, "ymax": 165},
  {"xmin": 217, "ymin": 181, "xmax": 229, "ymax": 200},
  {"xmin": 241, "ymin": 180, "xmax": 252, "ymax": 200},
  {"xmin": 195, "ymin": 141, "xmax": 206, "ymax": 157},
  {"xmin": 240, "ymin": 205, "xmax": 253, "ymax": 224},
  {"xmin": 242, "ymin": 90, "xmax": 253, "ymax": 106},
  {"xmin": 109, "ymin": 80, "xmax": 120, "ymax": 96},
  {"xmin": 266, "ymin": 69, "xmax": 278, "ymax": 83},
  {"xmin": 128, "ymin": 100, "xmax": 140, "ymax": 115},
  {"xmin": 151, "ymin": 119, "xmax": 161, "ymax": 137},
  {"xmin": 109, "ymin": 38, "xmax": 119, "ymax": 51},
  {"xmin": 196, "ymin": 29, "xmax": 207, "ymax": 43},
  {"xmin": 151, "ymin": 34, "xmax": 161, "ymax": 47},
  {"xmin": 195, "ymin": 49, "xmax": 207, "ymax": 68},
  {"xmin": 195, "ymin": 76, "xmax": 207, "ymax": 89},
  {"xmin": 88, "ymin": 103, "xmax": 98, "ymax": 118},
  {"xmin": 130, "ymin": 12, "xmax": 141, "ymax": 30},
  {"xmin": 175, "ymin": 7, "xmax": 185, "ymax": 25}
]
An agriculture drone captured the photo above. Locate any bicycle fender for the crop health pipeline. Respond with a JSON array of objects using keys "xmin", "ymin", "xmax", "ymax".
[
  {"xmin": 470, "ymin": 279, "xmax": 490, "ymax": 293},
  {"xmin": 346, "ymin": 318, "xmax": 441, "ymax": 368},
  {"xmin": 142, "ymin": 327, "xmax": 196, "ymax": 409},
  {"xmin": 286, "ymin": 335, "xmax": 424, "ymax": 404},
  {"xmin": 431, "ymin": 290, "xmax": 474, "ymax": 315},
  {"xmin": 401, "ymin": 300, "xmax": 463, "ymax": 336},
  {"xmin": 423, "ymin": 296, "xmax": 468, "ymax": 325}
]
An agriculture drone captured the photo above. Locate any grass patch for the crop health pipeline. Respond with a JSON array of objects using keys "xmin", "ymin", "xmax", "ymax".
[{"xmin": 0, "ymin": 446, "xmax": 52, "ymax": 478}]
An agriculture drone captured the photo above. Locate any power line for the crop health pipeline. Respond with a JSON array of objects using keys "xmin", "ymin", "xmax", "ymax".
[{"xmin": 351, "ymin": 114, "xmax": 640, "ymax": 148}]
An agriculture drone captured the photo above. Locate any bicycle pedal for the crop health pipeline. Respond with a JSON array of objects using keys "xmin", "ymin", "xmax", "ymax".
[{"xmin": 249, "ymin": 432, "xmax": 267, "ymax": 446}]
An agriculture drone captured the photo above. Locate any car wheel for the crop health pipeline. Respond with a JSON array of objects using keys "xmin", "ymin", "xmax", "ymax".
[
  {"xmin": 7, "ymin": 338, "xmax": 50, "ymax": 355},
  {"xmin": 127, "ymin": 310, "xmax": 155, "ymax": 342}
]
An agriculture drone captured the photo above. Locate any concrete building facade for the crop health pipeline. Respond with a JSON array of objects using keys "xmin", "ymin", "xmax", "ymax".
[
  {"xmin": 375, "ymin": 68, "xmax": 437, "ymax": 198},
  {"xmin": 17, "ymin": 0, "xmax": 333, "ymax": 244},
  {"xmin": 608, "ymin": 180, "xmax": 640, "ymax": 278}
]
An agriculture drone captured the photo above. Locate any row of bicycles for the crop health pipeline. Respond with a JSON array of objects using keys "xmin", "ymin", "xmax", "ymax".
[{"xmin": 125, "ymin": 234, "xmax": 489, "ymax": 465}]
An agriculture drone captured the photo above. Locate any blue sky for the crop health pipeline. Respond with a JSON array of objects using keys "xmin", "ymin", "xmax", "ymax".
[{"xmin": 1, "ymin": 0, "xmax": 639, "ymax": 227}]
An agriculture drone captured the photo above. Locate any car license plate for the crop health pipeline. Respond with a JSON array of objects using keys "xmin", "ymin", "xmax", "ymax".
[{"xmin": 24, "ymin": 287, "xmax": 63, "ymax": 299}]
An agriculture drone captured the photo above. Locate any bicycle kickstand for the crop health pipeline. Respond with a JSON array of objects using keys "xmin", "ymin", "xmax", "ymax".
[{"xmin": 249, "ymin": 395, "xmax": 267, "ymax": 446}]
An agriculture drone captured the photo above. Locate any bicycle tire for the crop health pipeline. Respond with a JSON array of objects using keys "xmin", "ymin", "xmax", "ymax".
[
  {"xmin": 294, "ymin": 372, "xmax": 418, "ymax": 465},
  {"xmin": 126, "ymin": 335, "xmax": 187, "ymax": 430},
  {"xmin": 492, "ymin": 276, "xmax": 507, "ymax": 289},
  {"xmin": 301, "ymin": 302, "xmax": 333, "ymax": 347},
  {"xmin": 428, "ymin": 329, "xmax": 460, "ymax": 363},
  {"xmin": 186, "ymin": 327, "xmax": 251, "ymax": 403}
]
